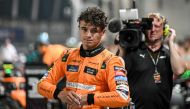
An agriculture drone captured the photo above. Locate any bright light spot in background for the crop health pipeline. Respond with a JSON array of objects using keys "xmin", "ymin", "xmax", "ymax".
[{"xmin": 66, "ymin": 36, "xmax": 78, "ymax": 47}]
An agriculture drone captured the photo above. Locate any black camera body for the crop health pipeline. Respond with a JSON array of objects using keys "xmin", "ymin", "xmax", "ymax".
[
  {"xmin": 119, "ymin": 18, "xmax": 153, "ymax": 49},
  {"xmin": 108, "ymin": 9, "xmax": 153, "ymax": 50}
]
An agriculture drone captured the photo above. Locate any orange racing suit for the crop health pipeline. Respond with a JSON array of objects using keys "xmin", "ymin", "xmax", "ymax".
[
  {"xmin": 42, "ymin": 44, "xmax": 66, "ymax": 66},
  {"xmin": 37, "ymin": 44, "xmax": 130, "ymax": 108}
]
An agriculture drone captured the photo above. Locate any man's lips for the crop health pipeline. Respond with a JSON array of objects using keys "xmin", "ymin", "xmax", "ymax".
[{"xmin": 85, "ymin": 40, "xmax": 93, "ymax": 42}]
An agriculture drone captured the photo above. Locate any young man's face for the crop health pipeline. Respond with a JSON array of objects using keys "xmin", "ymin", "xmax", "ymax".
[
  {"xmin": 79, "ymin": 20, "xmax": 105, "ymax": 50},
  {"xmin": 146, "ymin": 16, "xmax": 164, "ymax": 43}
]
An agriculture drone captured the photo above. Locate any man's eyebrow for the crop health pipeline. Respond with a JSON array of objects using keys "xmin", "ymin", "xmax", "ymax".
[
  {"xmin": 80, "ymin": 26, "xmax": 98, "ymax": 30},
  {"xmin": 80, "ymin": 26, "xmax": 86, "ymax": 28},
  {"xmin": 80, "ymin": 25, "xmax": 86, "ymax": 28},
  {"xmin": 91, "ymin": 27, "xmax": 98, "ymax": 30}
]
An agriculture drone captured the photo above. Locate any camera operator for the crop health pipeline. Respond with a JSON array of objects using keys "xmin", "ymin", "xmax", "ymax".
[{"xmin": 118, "ymin": 13, "xmax": 186, "ymax": 109}]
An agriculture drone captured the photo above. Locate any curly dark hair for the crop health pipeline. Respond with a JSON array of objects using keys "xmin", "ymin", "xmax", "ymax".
[{"xmin": 77, "ymin": 7, "xmax": 108, "ymax": 30}]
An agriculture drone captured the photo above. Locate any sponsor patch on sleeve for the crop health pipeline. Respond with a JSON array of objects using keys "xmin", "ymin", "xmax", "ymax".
[
  {"xmin": 116, "ymin": 85, "xmax": 129, "ymax": 100},
  {"xmin": 115, "ymin": 76, "xmax": 128, "ymax": 81},
  {"xmin": 116, "ymin": 80, "xmax": 128, "ymax": 85},
  {"xmin": 114, "ymin": 66, "xmax": 127, "ymax": 75},
  {"xmin": 116, "ymin": 84, "xmax": 129, "ymax": 92},
  {"xmin": 115, "ymin": 71, "xmax": 126, "ymax": 76},
  {"xmin": 117, "ymin": 88, "xmax": 129, "ymax": 95},
  {"xmin": 116, "ymin": 90, "xmax": 129, "ymax": 100},
  {"xmin": 114, "ymin": 66, "xmax": 125, "ymax": 70},
  {"xmin": 67, "ymin": 65, "xmax": 79, "ymax": 72}
]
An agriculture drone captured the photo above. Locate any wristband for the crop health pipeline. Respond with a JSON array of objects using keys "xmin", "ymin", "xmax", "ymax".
[
  {"xmin": 53, "ymin": 88, "xmax": 62, "ymax": 99},
  {"xmin": 87, "ymin": 94, "xmax": 94, "ymax": 105}
]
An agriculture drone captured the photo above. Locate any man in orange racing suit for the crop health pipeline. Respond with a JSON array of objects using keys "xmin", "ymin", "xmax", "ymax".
[
  {"xmin": 36, "ymin": 32, "xmax": 67, "ymax": 66},
  {"xmin": 39, "ymin": 43, "xmax": 66, "ymax": 66},
  {"xmin": 37, "ymin": 7, "xmax": 130, "ymax": 109}
]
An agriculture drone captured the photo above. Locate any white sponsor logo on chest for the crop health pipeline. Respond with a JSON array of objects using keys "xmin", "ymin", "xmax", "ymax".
[{"xmin": 66, "ymin": 81, "xmax": 96, "ymax": 91}]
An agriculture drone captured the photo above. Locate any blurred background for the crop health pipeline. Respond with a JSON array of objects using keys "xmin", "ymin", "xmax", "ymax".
[
  {"xmin": 0, "ymin": 0, "xmax": 190, "ymax": 109},
  {"xmin": 0, "ymin": 0, "xmax": 190, "ymax": 52}
]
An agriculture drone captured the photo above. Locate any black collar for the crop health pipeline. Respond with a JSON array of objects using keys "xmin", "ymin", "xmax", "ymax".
[
  {"xmin": 140, "ymin": 42, "xmax": 168, "ymax": 52},
  {"xmin": 80, "ymin": 44, "xmax": 105, "ymax": 57}
]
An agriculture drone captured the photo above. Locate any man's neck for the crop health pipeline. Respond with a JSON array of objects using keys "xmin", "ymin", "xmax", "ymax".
[{"xmin": 146, "ymin": 41, "xmax": 162, "ymax": 52}]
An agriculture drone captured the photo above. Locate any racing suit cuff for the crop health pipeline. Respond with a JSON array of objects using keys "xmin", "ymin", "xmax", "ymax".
[
  {"xmin": 87, "ymin": 94, "xmax": 94, "ymax": 105},
  {"xmin": 53, "ymin": 87, "xmax": 62, "ymax": 99}
]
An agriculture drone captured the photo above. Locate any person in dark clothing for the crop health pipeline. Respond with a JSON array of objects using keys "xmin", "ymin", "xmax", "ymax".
[{"xmin": 120, "ymin": 13, "xmax": 186, "ymax": 109}]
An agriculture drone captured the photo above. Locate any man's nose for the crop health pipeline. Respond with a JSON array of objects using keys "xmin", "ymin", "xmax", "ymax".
[
  {"xmin": 86, "ymin": 30, "xmax": 93, "ymax": 36},
  {"xmin": 151, "ymin": 26, "xmax": 156, "ymax": 31}
]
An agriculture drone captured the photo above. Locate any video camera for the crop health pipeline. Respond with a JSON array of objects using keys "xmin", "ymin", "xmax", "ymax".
[{"xmin": 108, "ymin": 8, "xmax": 153, "ymax": 50}]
